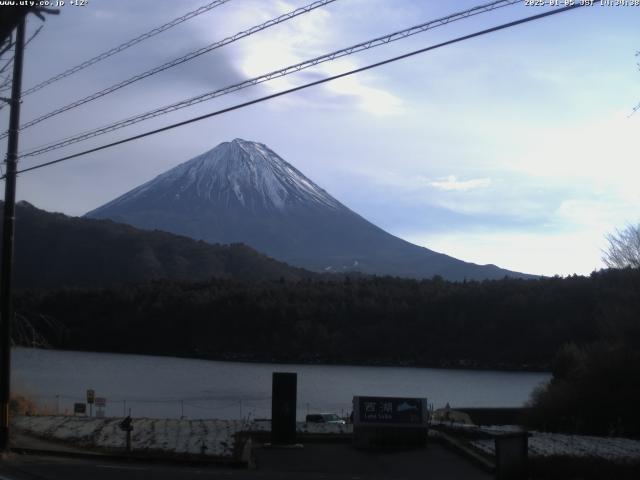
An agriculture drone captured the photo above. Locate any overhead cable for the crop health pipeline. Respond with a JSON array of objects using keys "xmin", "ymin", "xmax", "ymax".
[
  {"xmin": 6, "ymin": 4, "xmax": 584, "ymax": 179},
  {"xmin": 1, "ymin": 0, "xmax": 337, "ymax": 140},
  {"xmin": 16, "ymin": 0, "xmax": 233, "ymax": 97},
  {"xmin": 18, "ymin": 0, "xmax": 520, "ymax": 156},
  {"xmin": 0, "ymin": 26, "xmax": 43, "ymax": 95}
]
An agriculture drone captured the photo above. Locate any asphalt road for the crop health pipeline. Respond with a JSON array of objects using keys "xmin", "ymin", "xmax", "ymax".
[{"xmin": 0, "ymin": 443, "xmax": 492, "ymax": 480}]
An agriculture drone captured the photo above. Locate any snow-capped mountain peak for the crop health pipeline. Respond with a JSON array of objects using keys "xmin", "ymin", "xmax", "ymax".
[{"xmin": 98, "ymin": 138, "xmax": 342, "ymax": 213}]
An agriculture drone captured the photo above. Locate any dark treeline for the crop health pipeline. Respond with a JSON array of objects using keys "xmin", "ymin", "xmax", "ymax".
[
  {"xmin": 14, "ymin": 267, "xmax": 640, "ymax": 372},
  {"xmin": 526, "ymin": 265, "xmax": 640, "ymax": 436}
]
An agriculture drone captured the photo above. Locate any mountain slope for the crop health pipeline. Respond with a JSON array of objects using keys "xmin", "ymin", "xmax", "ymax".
[
  {"xmin": 86, "ymin": 138, "xmax": 532, "ymax": 280},
  {"xmin": 1, "ymin": 201, "xmax": 313, "ymax": 289}
]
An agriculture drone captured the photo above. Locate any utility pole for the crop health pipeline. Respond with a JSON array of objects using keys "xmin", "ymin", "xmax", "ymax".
[{"xmin": 0, "ymin": 17, "xmax": 25, "ymax": 452}]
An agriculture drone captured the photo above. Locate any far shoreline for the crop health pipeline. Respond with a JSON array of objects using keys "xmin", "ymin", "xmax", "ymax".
[{"xmin": 12, "ymin": 345, "xmax": 551, "ymax": 374}]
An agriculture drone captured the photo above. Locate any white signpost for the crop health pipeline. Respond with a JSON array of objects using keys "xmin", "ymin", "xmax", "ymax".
[{"xmin": 95, "ymin": 397, "xmax": 106, "ymax": 418}]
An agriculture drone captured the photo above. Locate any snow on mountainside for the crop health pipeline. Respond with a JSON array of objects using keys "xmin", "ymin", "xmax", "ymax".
[
  {"xmin": 87, "ymin": 139, "xmax": 533, "ymax": 280},
  {"xmin": 97, "ymin": 139, "xmax": 342, "ymax": 213}
]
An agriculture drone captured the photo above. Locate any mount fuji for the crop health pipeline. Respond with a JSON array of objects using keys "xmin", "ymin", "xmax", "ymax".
[{"xmin": 86, "ymin": 139, "xmax": 530, "ymax": 280}]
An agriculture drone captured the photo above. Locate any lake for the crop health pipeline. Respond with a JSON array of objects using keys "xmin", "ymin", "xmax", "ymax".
[{"xmin": 12, "ymin": 347, "xmax": 550, "ymax": 420}]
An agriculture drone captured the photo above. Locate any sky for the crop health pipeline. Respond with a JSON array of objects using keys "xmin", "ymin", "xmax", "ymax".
[{"xmin": 1, "ymin": 0, "xmax": 639, "ymax": 277}]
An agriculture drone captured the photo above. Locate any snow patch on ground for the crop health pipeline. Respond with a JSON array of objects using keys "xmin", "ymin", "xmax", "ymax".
[
  {"xmin": 14, "ymin": 416, "xmax": 243, "ymax": 457},
  {"xmin": 468, "ymin": 426, "xmax": 640, "ymax": 462},
  {"xmin": 13, "ymin": 416, "xmax": 352, "ymax": 458}
]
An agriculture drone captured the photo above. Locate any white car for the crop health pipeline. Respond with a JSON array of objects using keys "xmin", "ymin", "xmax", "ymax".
[{"xmin": 306, "ymin": 413, "xmax": 346, "ymax": 425}]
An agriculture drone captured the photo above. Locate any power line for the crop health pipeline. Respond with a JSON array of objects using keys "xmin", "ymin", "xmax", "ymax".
[
  {"xmin": 0, "ymin": 24, "xmax": 42, "ymax": 75},
  {"xmin": 3, "ymin": 0, "xmax": 233, "ymax": 97},
  {"xmin": 0, "ymin": 39, "xmax": 12, "ymax": 58},
  {"xmin": 18, "ymin": 0, "xmax": 521, "ymax": 158},
  {"xmin": 0, "ymin": 0, "xmax": 337, "ymax": 140},
  {"xmin": 0, "ymin": 25, "xmax": 43, "ymax": 93},
  {"xmin": 5, "ymin": 4, "xmax": 584, "ymax": 179}
]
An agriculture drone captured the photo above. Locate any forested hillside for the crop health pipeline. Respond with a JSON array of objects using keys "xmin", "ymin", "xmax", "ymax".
[
  {"xmin": 15, "ymin": 268, "xmax": 640, "ymax": 370},
  {"xmin": 1, "ymin": 201, "xmax": 314, "ymax": 289}
]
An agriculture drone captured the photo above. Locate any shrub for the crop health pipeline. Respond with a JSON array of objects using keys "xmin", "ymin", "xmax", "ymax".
[{"xmin": 527, "ymin": 342, "xmax": 640, "ymax": 436}]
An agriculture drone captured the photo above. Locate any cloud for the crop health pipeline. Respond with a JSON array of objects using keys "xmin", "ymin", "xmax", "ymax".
[
  {"xmin": 405, "ymin": 229, "xmax": 608, "ymax": 277},
  {"xmin": 329, "ymin": 167, "xmax": 563, "ymax": 237},
  {"xmin": 429, "ymin": 175, "xmax": 491, "ymax": 191},
  {"xmin": 320, "ymin": 59, "xmax": 403, "ymax": 116},
  {"xmin": 555, "ymin": 197, "xmax": 639, "ymax": 234},
  {"xmin": 349, "ymin": 169, "xmax": 490, "ymax": 192},
  {"xmin": 227, "ymin": 1, "xmax": 403, "ymax": 115},
  {"xmin": 345, "ymin": 168, "xmax": 544, "ymax": 218},
  {"xmin": 500, "ymin": 111, "xmax": 640, "ymax": 208}
]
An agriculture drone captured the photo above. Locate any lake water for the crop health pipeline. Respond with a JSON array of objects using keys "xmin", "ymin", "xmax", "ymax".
[{"xmin": 12, "ymin": 347, "xmax": 550, "ymax": 420}]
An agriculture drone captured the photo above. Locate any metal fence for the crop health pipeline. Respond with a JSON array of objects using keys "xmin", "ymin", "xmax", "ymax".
[{"xmin": 23, "ymin": 394, "xmax": 350, "ymax": 421}]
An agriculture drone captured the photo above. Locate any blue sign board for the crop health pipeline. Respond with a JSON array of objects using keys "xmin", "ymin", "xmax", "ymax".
[{"xmin": 353, "ymin": 396, "xmax": 428, "ymax": 426}]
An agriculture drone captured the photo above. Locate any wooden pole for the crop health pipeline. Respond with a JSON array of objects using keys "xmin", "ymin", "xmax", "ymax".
[{"xmin": 0, "ymin": 16, "xmax": 25, "ymax": 452}]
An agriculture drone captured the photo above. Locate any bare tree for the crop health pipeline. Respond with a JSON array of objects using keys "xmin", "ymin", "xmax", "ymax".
[{"xmin": 603, "ymin": 224, "xmax": 640, "ymax": 269}]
